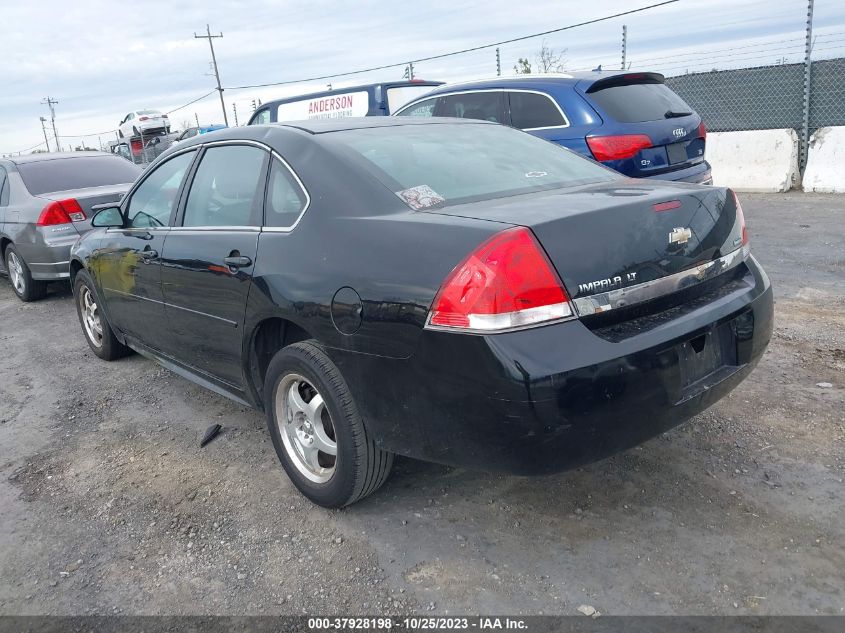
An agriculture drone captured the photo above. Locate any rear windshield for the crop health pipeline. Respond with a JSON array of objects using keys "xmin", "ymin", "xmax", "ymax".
[
  {"xmin": 137, "ymin": 110, "xmax": 161, "ymax": 116},
  {"xmin": 17, "ymin": 156, "xmax": 142, "ymax": 196},
  {"xmin": 588, "ymin": 81, "xmax": 693, "ymax": 123},
  {"xmin": 327, "ymin": 123, "xmax": 617, "ymax": 207}
]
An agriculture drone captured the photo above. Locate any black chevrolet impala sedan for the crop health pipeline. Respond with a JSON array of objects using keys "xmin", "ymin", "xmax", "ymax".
[{"xmin": 70, "ymin": 118, "xmax": 772, "ymax": 508}]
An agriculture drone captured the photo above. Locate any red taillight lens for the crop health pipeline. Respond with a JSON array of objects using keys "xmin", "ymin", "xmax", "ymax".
[
  {"xmin": 732, "ymin": 190, "xmax": 749, "ymax": 248},
  {"xmin": 697, "ymin": 121, "xmax": 707, "ymax": 140},
  {"xmin": 130, "ymin": 139, "xmax": 143, "ymax": 155},
  {"xmin": 586, "ymin": 134, "xmax": 653, "ymax": 162},
  {"xmin": 139, "ymin": 116, "xmax": 149, "ymax": 121},
  {"xmin": 37, "ymin": 199, "xmax": 86, "ymax": 226},
  {"xmin": 427, "ymin": 227, "xmax": 572, "ymax": 332}
]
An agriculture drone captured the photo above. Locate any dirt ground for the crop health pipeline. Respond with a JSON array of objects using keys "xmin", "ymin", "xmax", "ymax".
[{"xmin": 0, "ymin": 192, "xmax": 843, "ymax": 616}]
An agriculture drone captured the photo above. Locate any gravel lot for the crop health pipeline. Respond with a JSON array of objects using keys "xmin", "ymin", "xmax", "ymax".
[{"xmin": 0, "ymin": 192, "xmax": 843, "ymax": 616}]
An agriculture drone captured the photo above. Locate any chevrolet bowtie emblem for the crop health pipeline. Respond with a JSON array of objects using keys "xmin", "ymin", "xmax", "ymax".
[{"xmin": 669, "ymin": 227, "xmax": 692, "ymax": 245}]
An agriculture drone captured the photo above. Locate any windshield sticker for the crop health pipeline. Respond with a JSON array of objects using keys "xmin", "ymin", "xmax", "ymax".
[{"xmin": 396, "ymin": 185, "xmax": 445, "ymax": 210}]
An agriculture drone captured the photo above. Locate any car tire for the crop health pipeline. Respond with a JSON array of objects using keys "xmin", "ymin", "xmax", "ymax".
[
  {"xmin": 265, "ymin": 340, "xmax": 393, "ymax": 508},
  {"xmin": 132, "ymin": 126, "xmax": 139, "ymax": 136},
  {"xmin": 4, "ymin": 244, "xmax": 47, "ymax": 302},
  {"xmin": 73, "ymin": 270, "xmax": 130, "ymax": 361}
]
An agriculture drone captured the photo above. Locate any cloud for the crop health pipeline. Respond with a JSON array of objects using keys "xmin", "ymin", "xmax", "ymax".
[{"xmin": 2, "ymin": 0, "xmax": 844, "ymax": 153}]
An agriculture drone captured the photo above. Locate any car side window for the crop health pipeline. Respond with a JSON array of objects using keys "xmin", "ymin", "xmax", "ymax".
[
  {"xmin": 396, "ymin": 98, "xmax": 438, "ymax": 117},
  {"xmin": 436, "ymin": 92, "xmax": 505, "ymax": 123},
  {"xmin": 265, "ymin": 158, "xmax": 307, "ymax": 229},
  {"xmin": 0, "ymin": 168, "xmax": 7, "ymax": 207},
  {"xmin": 508, "ymin": 92, "xmax": 567, "ymax": 129},
  {"xmin": 183, "ymin": 145, "xmax": 267, "ymax": 227},
  {"xmin": 253, "ymin": 109, "xmax": 271, "ymax": 125},
  {"xmin": 126, "ymin": 150, "xmax": 195, "ymax": 228}
]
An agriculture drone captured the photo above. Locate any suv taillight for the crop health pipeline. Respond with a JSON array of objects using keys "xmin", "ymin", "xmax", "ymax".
[
  {"xmin": 426, "ymin": 227, "xmax": 573, "ymax": 332},
  {"xmin": 698, "ymin": 121, "xmax": 707, "ymax": 140},
  {"xmin": 37, "ymin": 199, "xmax": 86, "ymax": 226},
  {"xmin": 586, "ymin": 134, "xmax": 653, "ymax": 162}
]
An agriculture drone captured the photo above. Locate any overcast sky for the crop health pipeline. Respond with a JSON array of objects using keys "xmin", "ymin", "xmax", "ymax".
[{"xmin": 2, "ymin": 0, "xmax": 843, "ymax": 153}]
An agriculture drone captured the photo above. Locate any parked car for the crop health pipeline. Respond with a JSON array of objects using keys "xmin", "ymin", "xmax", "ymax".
[
  {"xmin": 118, "ymin": 109, "xmax": 171, "ymax": 138},
  {"xmin": 0, "ymin": 153, "xmax": 142, "ymax": 301},
  {"xmin": 394, "ymin": 72, "xmax": 712, "ymax": 184},
  {"xmin": 111, "ymin": 132, "xmax": 180, "ymax": 165},
  {"xmin": 172, "ymin": 124, "xmax": 227, "ymax": 144},
  {"xmin": 69, "ymin": 119, "xmax": 771, "ymax": 508},
  {"xmin": 246, "ymin": 80, "xmax": 444, "ymax": 125}
]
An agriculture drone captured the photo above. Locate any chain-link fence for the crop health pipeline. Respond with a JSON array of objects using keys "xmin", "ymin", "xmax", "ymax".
[{"xmin": 664, "ymin": 57, "xmax": 845, "ymax": 168}]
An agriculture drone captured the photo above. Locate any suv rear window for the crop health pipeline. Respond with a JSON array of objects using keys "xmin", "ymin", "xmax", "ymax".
[
  {"xmin": 587, "ymin": 80, "xmax": 693, "ymax": 123},
  {"xmin": 17, "ymin": 156, "xmax": 141, "ymax": 196}
]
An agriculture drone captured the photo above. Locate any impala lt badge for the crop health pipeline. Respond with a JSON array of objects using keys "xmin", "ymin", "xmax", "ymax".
[{"xmin": 669, "ymin": 227, "xmax": 692, "ymax": 245}]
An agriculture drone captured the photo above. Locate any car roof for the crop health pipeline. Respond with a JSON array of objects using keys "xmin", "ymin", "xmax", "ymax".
[
  {"xmin": 6, "ymin": 151, "xmax": 114, "ymax": 165},
  {"xmin": 420, "ymin": 70, "xmax": 666, "ymax": 93}
]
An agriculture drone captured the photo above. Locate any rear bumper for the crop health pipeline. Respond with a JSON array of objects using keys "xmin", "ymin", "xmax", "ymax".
[
  {"xmin": 646, "ymin": 160, "xmax": 712, "ymax": 185},
  {"xmin": 333, "ymin": 255, "xmax": 772, "ymax": 474},
  {"xmin": 11, "ymin": 238, "xmax": 74, "ymax": 281}
]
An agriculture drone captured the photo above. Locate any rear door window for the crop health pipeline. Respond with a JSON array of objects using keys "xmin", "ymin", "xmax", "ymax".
[
  {"xmin": 264, "ymin": 159, "xmax": 308, "ymax": 229},
  {"xmin": 587, "ymin": 81, "xmax": 693, "ymax": 123},
  {"xmin": 508, "ymin": 92, "xmax": 567, "ymax": 129},
  {"xmin": 435, "ymin": 92, "xmax": 506, "ymax": 124},
  {"xmin": 182, "ymin": 145, "xmax": 267, "ymax": 227},
  {"xmin": 17, "ymin": 156, "xmax": 142, "ymax": 196}
]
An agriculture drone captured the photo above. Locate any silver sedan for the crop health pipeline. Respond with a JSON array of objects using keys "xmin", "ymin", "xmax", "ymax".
[{"xmin": 0, "ymin": 152, "xmax": 141, "ymax": 301}]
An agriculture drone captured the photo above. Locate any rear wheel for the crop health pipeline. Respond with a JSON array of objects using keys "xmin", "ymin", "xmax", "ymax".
[
  {"xmin": 265, "ymin": 341, "xmax": 393, "ymax": 508},
  {"xmin": 74, "ymin": 270, "xmax": 129, "ymax": 360},
  {"xmin": 4, "ymin": 244, "xmax": 47, "ymax": 302}
]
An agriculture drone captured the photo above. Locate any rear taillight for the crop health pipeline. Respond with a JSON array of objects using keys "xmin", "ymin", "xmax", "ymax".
[
  {"xmin": 732, "ymin": 190, "xmax": 749, "ymax": 249},
  {"xmin": 139, "ymin": 116, "xmax": 149, "ymax": 121},
  {"xmin": 130, "ymin": 139, "xmax": 143, "ymax": 155},
  {"xmin": 698, "ymin": 121, "xmax": 707, "ymax": 140},
  {"xmin": 37, "ymin": 199, "xmax": 86, "ymax": 226},
  {"xmin": 426, "ymin": 227, "xmax": 573, "ymax": 332},
  {"xmin": 586, "ymin": 134, "xmax": 653, "ymax": 162}
]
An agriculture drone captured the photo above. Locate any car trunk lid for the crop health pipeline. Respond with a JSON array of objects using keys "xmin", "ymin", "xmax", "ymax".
[
  {"xmin": 37, "ymin": 185, "xmax": 129, "ymax": 234},
  {"xmin": 426, "ymin": 181, "xmax": 745, "ymax": 310}
]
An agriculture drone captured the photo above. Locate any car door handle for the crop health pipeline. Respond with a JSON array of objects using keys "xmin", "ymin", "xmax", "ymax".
[{"xmin": 223, "ymin": 255, "xmax": 252, "ymax": 268}]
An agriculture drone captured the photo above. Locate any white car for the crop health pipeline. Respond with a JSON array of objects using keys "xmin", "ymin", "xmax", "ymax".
[{"xmin": 117, "ymin": 109, "xmax": 171, "ymax": 139}]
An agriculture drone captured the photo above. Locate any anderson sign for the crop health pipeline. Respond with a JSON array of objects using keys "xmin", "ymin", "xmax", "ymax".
[{"xmin": 276, "ymin": 91, "xmax": 370, "ymax": 121}]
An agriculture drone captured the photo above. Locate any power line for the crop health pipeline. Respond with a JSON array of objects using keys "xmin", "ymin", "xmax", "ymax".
[{"xmin": 225, "ymin": 0, "xmax": 680, "ymax": 89}]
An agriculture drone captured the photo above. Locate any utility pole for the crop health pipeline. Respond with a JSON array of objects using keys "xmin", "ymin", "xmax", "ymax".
[
  {"xmin": 232, "ymin": 102, "xmax": 239, "ymax": 127},
  {"xmin": 496, "ymin": 47, "xmax": 501, "ymax": 76},
  {"xmin": 39, "ymin": 117, "xmax": 51, "ymax": 152},
  {"xmin": 621, "ymin": 24, "xmax": 628, "ymax": 70},
  {"xmin": 800, "ymin": 0, "xmax": 815, "ymax": 171},
  {"xmin": 195, "ymin": 24, "xmax": 229, "ymax": 126},
  {"xmin": 42, "ymin": 97, "xmax": 60, "ymax": 152},
  {"xmin": 195, "ymin": 112, "xmax": 200, "ymax": 127}
]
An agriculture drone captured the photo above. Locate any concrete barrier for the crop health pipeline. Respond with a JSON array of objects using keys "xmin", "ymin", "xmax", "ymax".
[
  {"xmin": 706, "ymin": 129, "xmax": 799, "ymax": 192},
  {"xmin": 802, "ymin": 126, "xmax": 845, "ymax": 193}
]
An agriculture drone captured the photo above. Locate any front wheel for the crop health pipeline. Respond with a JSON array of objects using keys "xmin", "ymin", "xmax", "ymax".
[
  {"xmin": 73, "ymin": 270, "xmax": 130, "ymax": 360},
  {"xmin": 265, "ymin": 341, "xmax": 393, "ymax": 508}
]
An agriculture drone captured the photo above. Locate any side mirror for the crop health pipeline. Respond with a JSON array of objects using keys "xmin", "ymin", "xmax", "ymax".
[{"xmin": 91, "ymin": 205, "xmax": 124, "ymax": 228}]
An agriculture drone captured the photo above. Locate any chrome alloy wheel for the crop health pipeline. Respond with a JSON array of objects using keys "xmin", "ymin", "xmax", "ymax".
[
  {"xmin": 79, "ymin": 286, "xmax": 104, "ymax": 348},
  {"xmin": 276, "ymin": 374, "xmax": 337, "ymax": 483},
  {"xmin": 7, "ymin": 251, "xmax": 25, "ymax": 295}
]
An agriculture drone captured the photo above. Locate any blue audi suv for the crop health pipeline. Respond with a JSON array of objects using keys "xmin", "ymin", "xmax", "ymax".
[{"xmin": 394, "ymin": 71, "xmax": 711, "ymax": 184}]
